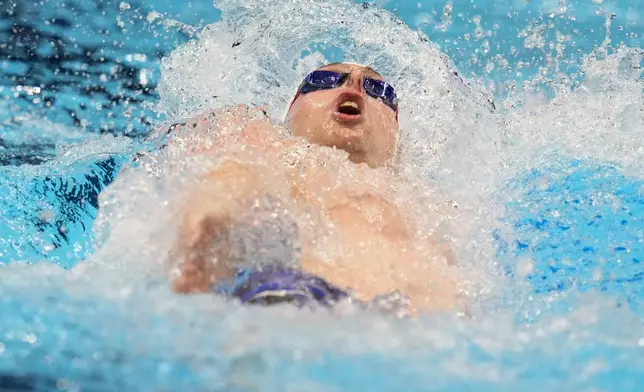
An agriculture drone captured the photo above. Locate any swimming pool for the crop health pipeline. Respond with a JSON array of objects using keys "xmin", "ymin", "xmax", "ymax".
[{"xmin": 1, "ymin": 0, "xmax": 643, "ymax": 390}]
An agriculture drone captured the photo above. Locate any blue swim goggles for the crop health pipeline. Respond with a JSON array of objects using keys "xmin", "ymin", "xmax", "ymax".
[{"xmin": 295, "ymin": 70, "xmax": 399, "ymax": 113}]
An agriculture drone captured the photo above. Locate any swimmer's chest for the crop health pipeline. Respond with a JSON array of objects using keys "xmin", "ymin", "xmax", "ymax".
[{"xmin": 292, "ymin": 169, "xmax": 412, "ymax": 242}]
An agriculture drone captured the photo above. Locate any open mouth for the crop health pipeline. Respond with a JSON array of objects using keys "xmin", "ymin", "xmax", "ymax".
[
  {"xmin": 334, "ymin": 96, "xmax": 364, "ymax": 123},
  {"xmin": 337, "ymin": 100, "xmax": 362, "ymax": 116},
  {"xmin": 333, "ymin": 90, "xmax": 365, "ymax": 123}
]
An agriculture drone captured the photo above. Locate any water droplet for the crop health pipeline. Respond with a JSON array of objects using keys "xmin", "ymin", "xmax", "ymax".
[{"xmin": 40, "ymin": 209, "xmax": 55, "ymax": 222}]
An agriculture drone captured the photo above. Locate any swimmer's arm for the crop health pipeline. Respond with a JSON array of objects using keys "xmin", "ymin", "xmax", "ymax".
[
  {"xmin": 171, "ymin": 159, "xmax": 291, "ymax": 293},
  {"xmin": 157, "ymin": 105, "xmax": 292, "ymax": 156},
  {"xmin": 168, "ymin": 106, "xmax": 305, "ymax": 292}
]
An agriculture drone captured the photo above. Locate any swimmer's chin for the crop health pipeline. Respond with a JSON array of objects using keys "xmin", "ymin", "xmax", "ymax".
[
  {"xmin": 323, "ymin": 127, "xmax": 369, "ymax": 159},
  {"xmin": 327, "ymin": 141, "xmax": 368, "ymax": 165}
]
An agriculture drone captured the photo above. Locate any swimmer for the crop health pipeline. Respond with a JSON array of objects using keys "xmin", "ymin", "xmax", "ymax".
[{"xmin": 167, "ymin": 62, "xmax": 462, "ymax": 315}]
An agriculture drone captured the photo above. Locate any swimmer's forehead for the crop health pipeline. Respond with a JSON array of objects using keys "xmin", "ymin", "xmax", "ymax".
[{"xmin": 318, "ymin": 63, "xmax": 384, "ymax": 80}]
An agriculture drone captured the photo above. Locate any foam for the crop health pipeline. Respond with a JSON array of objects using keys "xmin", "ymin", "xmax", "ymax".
[{"xmin": 501, "ymin": 47, "xmax": 644, "ymax": 176}]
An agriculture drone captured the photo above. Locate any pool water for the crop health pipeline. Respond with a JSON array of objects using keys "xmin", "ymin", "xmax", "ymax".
[{"xmin": 1, "ymin": 0, "xmax": 644, "ymax": 391}]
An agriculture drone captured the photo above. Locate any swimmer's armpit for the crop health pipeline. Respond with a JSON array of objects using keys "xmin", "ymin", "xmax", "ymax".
[{"xmin": 169, "ymin": 159, "xmax": 291, "ymax": 293}]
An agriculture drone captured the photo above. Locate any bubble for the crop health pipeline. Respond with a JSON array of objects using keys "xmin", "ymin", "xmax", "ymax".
[
  {"xmin": 147, "ymin": 11, "xmax": 161, "ymax": 23},
  {"xmin": 516, "ymin": 257, "xmax": 535, "ymax": 277},
  {"xmin": 39, "ymin": 209, "xmax": 56, "ymax": 222}
]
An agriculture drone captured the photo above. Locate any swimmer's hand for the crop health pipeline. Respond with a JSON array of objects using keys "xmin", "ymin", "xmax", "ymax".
[{"xmin": 170, "ymin": 159, "xmax": 289, "ymax": 293}]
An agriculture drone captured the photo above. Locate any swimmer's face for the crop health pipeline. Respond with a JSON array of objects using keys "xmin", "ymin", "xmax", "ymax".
[{"xmin": 285, "ymin": 63, "xmax": 399, "ymax": 168}]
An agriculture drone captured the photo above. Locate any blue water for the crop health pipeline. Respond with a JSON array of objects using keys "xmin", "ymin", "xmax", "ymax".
[{"xmin": 1, "ymin": 0, "xmax": 644, "ymax": 390}]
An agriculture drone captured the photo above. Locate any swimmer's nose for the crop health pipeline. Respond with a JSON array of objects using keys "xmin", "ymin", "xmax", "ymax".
[{"xmin": 344, "ymin": 70, "xmax": 365, "ymax": 94}]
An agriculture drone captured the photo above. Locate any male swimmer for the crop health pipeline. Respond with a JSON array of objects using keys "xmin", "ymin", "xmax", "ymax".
[{"xmin": 166, "ymin": 62, "xmax": 461, "ymax": 315}]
